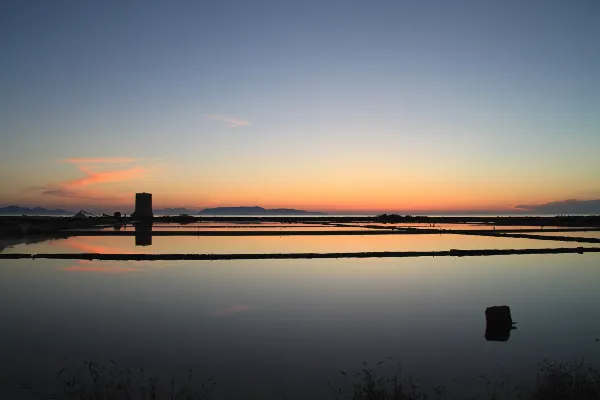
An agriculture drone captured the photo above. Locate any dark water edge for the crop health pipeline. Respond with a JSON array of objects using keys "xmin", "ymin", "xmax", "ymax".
[
  {"xmin": 2, "ymin": 246, "xmax": 600, "ymax": 260},
  {"xmin": 14, "ymin": 358, "xmax": 600, "ymax": 400}
]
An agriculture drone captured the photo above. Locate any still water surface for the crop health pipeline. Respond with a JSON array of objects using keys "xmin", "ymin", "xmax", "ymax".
[
  {"xmin": 522, "ymin": 231, "xmax": 600, "ymax": 239},
  {"xmin": 0, "ymin": 250, "xmax": 599, "ymax": 398},
  {"xmin": 2, "ymin": 234, "xmax": 596, "ymax": 255}
]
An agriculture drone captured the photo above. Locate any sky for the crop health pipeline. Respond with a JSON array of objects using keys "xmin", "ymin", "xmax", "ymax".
[{"xmin": 1, "ymin": 0, "xmax": 599, "ymax": 214}]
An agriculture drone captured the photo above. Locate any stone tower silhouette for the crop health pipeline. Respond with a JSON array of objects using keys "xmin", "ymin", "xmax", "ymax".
[{"xmin": 132, "ymin": 192, "xmax": 153, "ymax": 219}]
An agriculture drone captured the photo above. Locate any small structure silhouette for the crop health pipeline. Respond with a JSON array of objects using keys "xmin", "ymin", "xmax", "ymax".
[
  {"xmin": 485, "ymin": 305, "xmax": 517, "ymax": 342},
  {"xmin": 131, "ymin": 193, "xmax": 153, "ymax": 220}
]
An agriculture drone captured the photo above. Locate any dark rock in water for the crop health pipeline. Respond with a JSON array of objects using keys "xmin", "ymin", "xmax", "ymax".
[{"xmin": 485, "ymin": 305, "xmax": 516, "ymax": 342}]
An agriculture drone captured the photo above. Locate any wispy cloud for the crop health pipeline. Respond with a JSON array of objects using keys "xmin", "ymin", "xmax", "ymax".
[
  {"xmin": 42, "ymin": 189, "xmax": 77, "ymax": 197},
  {"xmin": 63, "ymin": 166, "xmax": 147, "ymax": 188},
  {"xmin": 206, "ymin": 114, "xmax": 250, "ymax": 128},
  {"xmin": 63, "ymin": 157, "xmax": 138, "ymax": 164},
  {"xmin": 30, "ymin": 157, "xmax": 151, "ymax": 202}
]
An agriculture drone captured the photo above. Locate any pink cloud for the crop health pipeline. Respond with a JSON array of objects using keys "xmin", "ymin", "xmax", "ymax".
[
  {"xmin": 63, "ymin": 157, "xmax": 138, "ymax": 164},
  {"xmin": 206, "ymin": 114, "xmax": 250, "ymax": 128},
  {"xmin": 27, "ymin": 157, "xmax": 152, "ymax": 205},
  {"xmin": 63, "ymin": 166, "xmax": 147, "ymax": 188}
]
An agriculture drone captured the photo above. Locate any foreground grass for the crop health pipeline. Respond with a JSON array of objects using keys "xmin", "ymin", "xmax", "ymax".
[
  {"xmin": 331, "ymin": 359, "xmax": 600, "ymax": 400},
  {"xmin": 532, "ymin": 360, "xmax": 600, "ymax": 400},
  {"xmin": 22, "ymin": 360, "xmax": 216, "ymax": 400},
  {"xmin": 21, "ymin": 359, "xmax": 600, "ymax": 399}
]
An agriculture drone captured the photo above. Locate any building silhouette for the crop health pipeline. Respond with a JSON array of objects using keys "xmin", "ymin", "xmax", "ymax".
[{"xmin": 131, "ymin": 192, "xmax": 153, "ymax": 220}]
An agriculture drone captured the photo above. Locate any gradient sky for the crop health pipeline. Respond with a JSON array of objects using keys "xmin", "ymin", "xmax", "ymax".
[{"xmin": 1, "ymin": 0, "xmax": 599, "ymax": 213}]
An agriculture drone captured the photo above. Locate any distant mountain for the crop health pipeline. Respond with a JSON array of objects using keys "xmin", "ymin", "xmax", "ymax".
[
  {"xmin": 515, "ymin": 199, "xmax": 600, "ymax": 215},
  {"xmin": 154, "ymin": 207, "xmax": 193, "ymax": 216},
  {"xmin": 0, "ymin": 205, "xmax": 74, "ymax": 216},
  {"xmin": 197, "ymin": 206, "xmax": 325, "ymax": 215}
]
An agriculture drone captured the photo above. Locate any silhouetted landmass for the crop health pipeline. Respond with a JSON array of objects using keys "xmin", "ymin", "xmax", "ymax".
[
  {"xmin": 153, "ymin": 207, "xmax": 192, "ymax": 215},
  {"xmin": 515, "ymin": 199, "xmax": 600, "ymax": 214},
  {"xmin": 197, "ymin": 206, "xmax": 325, "ymax": 215},
  {"xmin": 374, "ymin": 213, "xmax": 600, "ymax": 226},
  {"xmin": 1, "ymin": 214, "xmax": 598, "ymax": 238},
  {"xmin": 0, "ymin": 205, "xmax": 73, "ymax": 215}
]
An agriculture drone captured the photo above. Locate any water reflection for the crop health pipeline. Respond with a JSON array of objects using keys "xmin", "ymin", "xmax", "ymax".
[
  {"xmin": 209, "ymin": 305, "xmax": 252, "ymax": 317},
  {"xmin": 59, "ymin": 260, "xmax": 142, "ymax": 274},
  {"xmin": 3, "ymin": 234, "xmax": 597, "ymax": 255},
  {"xmin": 484, "ymin": 306, "xmax": 517, "ymax": 342},
  {"xmin": 134, "ymin": 222, "xmax": 153, "ymax": 246},
  {"xmin": 1, "ymin": 255, "xmax": 599, "ymax": 399}
]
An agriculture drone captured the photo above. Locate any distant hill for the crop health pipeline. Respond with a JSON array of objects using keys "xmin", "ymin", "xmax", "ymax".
[
  {"xmin": 154, "ymin": 207, "xmax": 193, "ymax": 216},
  {"xmin": 0, "ymin": 205, "xmax": 74, "ymax": 216},
  {"xmin": 515, "ymin": 199, "xmax": 600, "ymax": 215},
  {"xmin": 198, "ymin": 206, "xmax": 325, "ymax": 215}
]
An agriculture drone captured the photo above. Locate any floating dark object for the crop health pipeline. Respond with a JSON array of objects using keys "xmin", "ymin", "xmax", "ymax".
[{"xmin": 485, "ymin": 305, "xmax": 516, "ymax": 342}]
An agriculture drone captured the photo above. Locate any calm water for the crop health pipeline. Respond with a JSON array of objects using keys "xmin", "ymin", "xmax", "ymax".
[
  {"xmin": 338, "ymin": 222, "xmax": 591, "ymax": 230},
  {"xmin": 0, "ymin": 236, "xmax": 599, "ymax": 398},
  {"xmin": 2, "ymin": 234, "xmax": 597, "ymax": 255},
  {"xmin": 90, "ymin": 225, "xmax": 369, "ymax": 232},
  {"xmin": 523, "ymin": 231, "xmax": 600, "ymax": 239}
]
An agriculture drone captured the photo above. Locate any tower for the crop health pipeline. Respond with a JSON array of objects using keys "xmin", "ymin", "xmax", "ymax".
[{"xmin": 132, "ymin": 192, "xmax": 153, "ymax": 219}]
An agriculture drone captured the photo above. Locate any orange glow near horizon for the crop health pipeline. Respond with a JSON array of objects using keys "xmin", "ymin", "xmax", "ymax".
[
  {"xmin": 10, "ymin": 186, "xmax": 575, "ymax": 213},
  {"xmin": 4, "ymin": 155, "xmax": 596, "ymax": 213}
]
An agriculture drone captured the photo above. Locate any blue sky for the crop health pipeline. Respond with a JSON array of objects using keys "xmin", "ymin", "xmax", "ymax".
[{"xmin": 1, "ymin": 0, "xmax": 599, "ymax": 212}]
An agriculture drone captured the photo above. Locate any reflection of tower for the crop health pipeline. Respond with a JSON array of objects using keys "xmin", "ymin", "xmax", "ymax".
[
  {"xmin": 132, "ymin": 192, "xmax": 153, "ymax": 220},
  {"xmin": 485, "ymin": 305, "xmax": 516, "ymax": 342},
  {"xmin": 134, "ymin": 222, "xmax": 153, "ymax": 246}
]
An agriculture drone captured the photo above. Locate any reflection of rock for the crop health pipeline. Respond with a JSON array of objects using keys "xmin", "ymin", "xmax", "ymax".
[
  {"xmin": 485, "ymin": 305, "xmax": 516, "ymax": 342},
  {"xmin": 134, "ymin": 223, "xmax": 152, "ymax": 246}
]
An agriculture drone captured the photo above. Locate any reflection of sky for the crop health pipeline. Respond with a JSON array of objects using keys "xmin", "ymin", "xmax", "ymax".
[
  {"xmin": 523, "ymin": 231, "xmax": 600, "ymax": 239},
  {"xmin": 2, "ymin": 234, "xmax": 599, "ymax": 256},
  {"xmin": 340, "ymin": 222, "xmax": 595, "ymax": 230},
  {"xmin": 0, "ymin": 254, "xmax": 599, "ymax": 398},
  {"xmin": 99, "ymin": 225, "xmax": 369, "ymax": 232}
]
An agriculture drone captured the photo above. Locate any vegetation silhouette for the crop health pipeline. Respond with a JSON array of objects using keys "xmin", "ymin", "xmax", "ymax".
[{"xmin": 21, "ymin": 358, "xmax": 600, "ymax": 399}]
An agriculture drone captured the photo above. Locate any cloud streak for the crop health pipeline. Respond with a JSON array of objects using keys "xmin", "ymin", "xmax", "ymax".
[
  {"xmin": 30, "ymin": 156, "xmax": 150, "ymax": 202},
  {"xmin": 63, "ymin": 166, "xmax": 147, "ymax": 188},
  {"xmin": 63, "ymin": 157, "xmax": 138, "ymax": 164},
  {"xmin": 206, "ymin": 114, "xmax": 250, "ymax": 128},
  {"xmin": 42, "ymin": 189, "xmax": 77, "ymax": 197}
]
